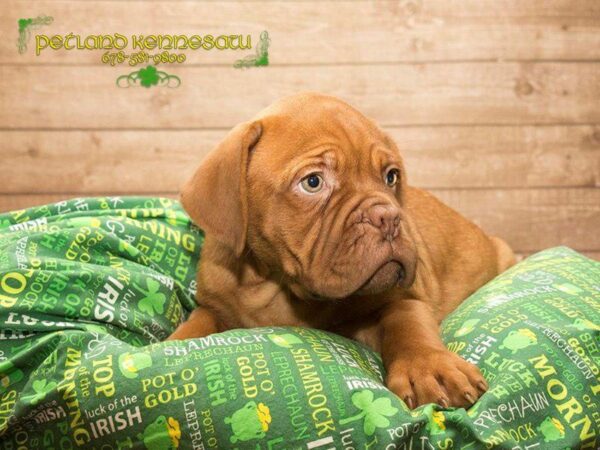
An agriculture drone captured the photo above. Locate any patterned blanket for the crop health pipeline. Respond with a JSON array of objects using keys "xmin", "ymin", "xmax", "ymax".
[{"xmin": 0, "ymin": 197, "xmax": 598, "ymax": 449}]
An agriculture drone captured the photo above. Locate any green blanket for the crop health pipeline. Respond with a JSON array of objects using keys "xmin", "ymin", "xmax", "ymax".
[{"xmin": 0, "ymin": 197, "xmax": 598, "ymax": 449}]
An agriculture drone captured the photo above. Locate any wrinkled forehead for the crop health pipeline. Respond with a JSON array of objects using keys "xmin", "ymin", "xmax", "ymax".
[{"xmin": 252, "ymin": 94, "xmax": 399, "ymax": 173}]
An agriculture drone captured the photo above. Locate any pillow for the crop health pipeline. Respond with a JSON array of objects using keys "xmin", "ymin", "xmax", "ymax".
[{"xmin": 0, "ymin": 197, "xmax": 598, "ymax": 449}]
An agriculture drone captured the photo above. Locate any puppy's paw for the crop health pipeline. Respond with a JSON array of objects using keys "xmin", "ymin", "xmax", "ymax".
[{"xmin": 385, "ymin": 349, "xmax": 487, "ymax": 409}]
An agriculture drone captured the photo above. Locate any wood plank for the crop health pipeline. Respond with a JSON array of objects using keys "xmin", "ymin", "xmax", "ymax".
[
  {"xmin": 399, "ymin": 126, "xmax": 600, "ymax": 189},
  {"xmin": 2, "ymin": 126, "xmax": 599, "ymax": 193},
  {"xmin": 1, "ymin": 63, "xmax": 599, "ymax": 128},
  {"xmin": 434, "ymin": 188, "xmax": 600, "ymax": 253},
  {"xmin": 2, "ymin": 1, "xmax": 599, "ymax": 64},
  {"xmin": 1, "ymin": 189, "xmax": 598, "ymax": 255}
]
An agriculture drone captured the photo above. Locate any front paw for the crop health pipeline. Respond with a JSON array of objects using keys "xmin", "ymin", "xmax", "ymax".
[{"xmin": 385, "ymin": 349, "xmax": 488, "ymax": 409}]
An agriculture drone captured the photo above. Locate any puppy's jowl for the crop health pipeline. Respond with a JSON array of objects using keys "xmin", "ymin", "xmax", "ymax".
[{"xmin": 169, "ymin": 93, "xmax": 515, "ymax": 409}]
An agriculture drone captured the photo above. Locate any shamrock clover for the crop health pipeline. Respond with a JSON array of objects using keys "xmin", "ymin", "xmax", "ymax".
[
  {"xmin": 134, "ymin": 278, "xmax": 166, "ymax": 316},
  {"xmin": 339, "ymin": 390, "xmax": 399, "ymax": 435},
  {"xmin": 268, "ymin": 333, "xmax": 303, "ymax": 348},
  {"xmin": 22, "ymin": 379, "xmax": 57, "ymax": 405},
  {"xmin": 117, "ymin": 66, "xmax": 180, "ymax": 88},
  {"xmin": 138, "ymin": 65, "xmax": 160, "ymax": 88},
  {"xmin": 18, "ymin": 19, "xmax": 33, "ymax": 33}
]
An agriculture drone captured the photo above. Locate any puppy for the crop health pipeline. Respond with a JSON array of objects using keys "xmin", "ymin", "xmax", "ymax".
[{"xmin": 169, "ymin": 92, "xmax": 515, "ymax": 409}]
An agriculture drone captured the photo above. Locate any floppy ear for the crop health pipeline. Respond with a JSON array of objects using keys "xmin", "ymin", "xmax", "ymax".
[{"xmin": 181, "ymin": 120, "xmax": 262, "ymax": 256}]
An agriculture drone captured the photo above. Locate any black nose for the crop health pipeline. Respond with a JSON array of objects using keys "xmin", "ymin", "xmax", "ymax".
[{"xmin": 367, "ymin": 204, "xmax": 400, "ymax": 241}]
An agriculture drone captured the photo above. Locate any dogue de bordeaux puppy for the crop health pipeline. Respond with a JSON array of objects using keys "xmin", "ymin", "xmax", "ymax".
[{"xmin": 168, "ymin": 92, "xmax": 515, "ymax": 409}]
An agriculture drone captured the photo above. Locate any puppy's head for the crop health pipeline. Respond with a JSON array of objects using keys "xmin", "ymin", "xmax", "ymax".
[{"xmin": 182, "ymin": 92, "xmax": 417, "ymax": 300}]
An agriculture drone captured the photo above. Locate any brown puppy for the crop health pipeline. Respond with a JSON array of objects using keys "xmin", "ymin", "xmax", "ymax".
[{"xmin": 169, "ymin": 92, "xmax": 515, "ymax": 409}]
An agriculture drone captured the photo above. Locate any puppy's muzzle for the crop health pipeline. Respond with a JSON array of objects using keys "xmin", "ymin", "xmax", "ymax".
[{"xmin": 366, "ymin": 204, "xmax": 401, "ymax": 242}]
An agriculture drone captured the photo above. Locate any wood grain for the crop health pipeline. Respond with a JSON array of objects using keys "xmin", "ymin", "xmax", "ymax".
[
  {"xmin": 2, "ymin": 126, "xmax": 599, "ymax": 193},
  {"xmin": 1, "ymin": 63, "xmax": 599, "ymax": 129},
  {"xmin": 2, "ymin": 189, "xmax": 598, "ymax": 255},
  {"xmin": 3, "ymin": 1, "xmax": 599, "ymax": 64},
  {"xmin": 434, "ymin": 188, "xmax": 600, "ymax": 253},
  {"xmin": 1, "ymin": 0, "xmax": 598, "ymax": 258}
]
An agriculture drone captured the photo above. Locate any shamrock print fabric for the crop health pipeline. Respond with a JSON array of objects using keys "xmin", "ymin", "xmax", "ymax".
[{"xmin": 0, "ymin": 197, "xmax": 598, "ymax": 449}]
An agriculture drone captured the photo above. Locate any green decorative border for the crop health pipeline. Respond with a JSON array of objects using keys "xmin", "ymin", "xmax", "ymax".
[
  {"xmin": 17, "ymin": 15, "xmax": 53, "ymax": 54},
  {"xmin": 116, "ymin": 65, "xmax": 181, "ymax": 88},
  {"xmin": 234, "ymin": 30, "xmax": 270, "ymax": 69}
]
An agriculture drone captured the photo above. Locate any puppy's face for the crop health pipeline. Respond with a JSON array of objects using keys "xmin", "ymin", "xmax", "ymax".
[{"xmin": 182, "ymin": 93, "xmax": 417, "ymax": 301}]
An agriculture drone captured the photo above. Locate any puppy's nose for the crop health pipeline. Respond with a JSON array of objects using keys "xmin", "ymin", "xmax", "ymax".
[{"xmin": 368, "ymin": 204, "xmax": 400, "ymax": 241}]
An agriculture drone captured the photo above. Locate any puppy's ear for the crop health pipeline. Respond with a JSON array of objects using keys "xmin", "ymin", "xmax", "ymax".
[{"xmin": 181, "ymin": 121, "xmax": 262, "ymax": 256}]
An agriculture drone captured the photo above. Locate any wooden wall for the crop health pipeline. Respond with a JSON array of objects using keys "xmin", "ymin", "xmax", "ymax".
[{"xmin": 1, "ymin": 0, "xmax": 599, "ymax": 259}]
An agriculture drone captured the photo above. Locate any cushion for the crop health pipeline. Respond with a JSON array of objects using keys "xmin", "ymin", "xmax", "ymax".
[{"xmin": 0, "ymin": 197, "xmax": 598, "ymax": 449}]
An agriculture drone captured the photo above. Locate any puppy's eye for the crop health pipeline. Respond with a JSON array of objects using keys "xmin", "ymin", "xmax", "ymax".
[
  {"xmin": 300, "ymin": 173, "xmax": 324, "ymax": 193},
  {"xmin": 385, "ymin": 168, "xmax": 400, "ymax": 187}
]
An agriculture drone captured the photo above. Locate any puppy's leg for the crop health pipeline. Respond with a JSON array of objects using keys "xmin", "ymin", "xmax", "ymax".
[
  {"xmin": 166, "ymin": 306, "xmax": 219, "ymax": 340},
  {"xmin": 381, "ymin": 299, "xmax": 487, "ymax": 409}
]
